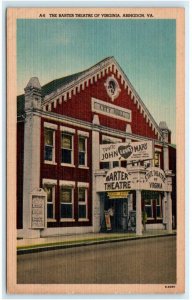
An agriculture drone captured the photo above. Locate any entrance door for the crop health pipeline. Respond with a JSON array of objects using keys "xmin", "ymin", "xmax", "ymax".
[
  {"xmin": 101, "ymin": 195, "xmax": 128, "ymax": 232},
  {"xmin": 113, "ymin": 199, "xmax": 128, "ymax": 232}
]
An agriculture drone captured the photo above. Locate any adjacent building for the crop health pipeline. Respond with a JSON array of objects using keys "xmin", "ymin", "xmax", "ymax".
[{"xmin": 17, "ymin": 57, "xmax": 176, "ymax": 238}]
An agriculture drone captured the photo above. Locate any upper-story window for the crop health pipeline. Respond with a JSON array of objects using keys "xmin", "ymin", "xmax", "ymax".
[
  {"xmin": 60, "ymin": 126, "xmax": 75, "ymax": 166},
  {"xmin": 44, "ymin": 122, "xmax": 57, "ymax": 164},
  {"xmin": 77, "ymin": 130, "xmax": 89, "ymax": 168},
  {"xmin": 154, "ymin": 152, "xmax": 160, "ymax": 167},
  {"xmin": 44, "ymin": 129, "xmax": 54, "ymax": 161},
  {"xmin": 61, "ymin": 133, "xmax": 73, "ymax": 164},
  {"xmin": 78, "ymin": 137, "xmax": 87, "ymax": 166}
]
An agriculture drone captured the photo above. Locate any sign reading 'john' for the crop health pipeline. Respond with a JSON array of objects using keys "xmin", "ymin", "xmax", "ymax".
[{"xmin": 100, "ymin": 141, "xmax": 153, "ymax": 162}]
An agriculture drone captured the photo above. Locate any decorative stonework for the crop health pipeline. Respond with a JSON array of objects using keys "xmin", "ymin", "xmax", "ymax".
[{"xmin": 104, "ymin": 75, "xmax": 121, "ymax": 101}]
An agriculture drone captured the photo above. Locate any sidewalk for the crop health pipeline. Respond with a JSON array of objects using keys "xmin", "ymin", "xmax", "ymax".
[{"xmin": 17, "ymin": 230, "xmax": 176, "ymax": 254}]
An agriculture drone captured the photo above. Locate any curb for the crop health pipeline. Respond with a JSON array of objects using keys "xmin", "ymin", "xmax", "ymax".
[{"xmin": 17, "ymin": 233, "xmax": 176, "ymax": 255}]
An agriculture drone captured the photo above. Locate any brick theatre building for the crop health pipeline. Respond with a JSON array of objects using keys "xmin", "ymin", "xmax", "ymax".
[{"xmin": 17, "ymin": 57, "xmax": 176, "ymax": 238}]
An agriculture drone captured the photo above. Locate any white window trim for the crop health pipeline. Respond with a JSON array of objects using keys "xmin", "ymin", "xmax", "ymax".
[
  {"xmin": 60, "ymin": 125, "xmax": 75, "ymax": 134},
  {"xmin": 43, "ymin": 180, "xmax": 56, "ymax": 221},
  {"xmin": 78, "ymin": 166, "xmax": 89, "ymax": 170},
  {"xmin": 155, "ymin": 147, "xmax": 162, "ymax": 153},
  {"xmin": 44, "ymin": 128, "xmax": 56, "ymax": 165},
  {"xmin": 77, "ymin": 130, "xmax": 89, "ymax": 137},
  {"xmin": 43, "ymin": 178, "xmax": 57, "ymax": 185},
  {"xmin": 77, "ymin": 182, "xmax": 89, "ymax": 188},
  {"xmin": 61, "ymin": 132, "xmax": 74, "ymax": 166},
  {"xmin": 78, "ymin": 187, "xmax": 88, "ymax": 221},
  {"xmin": 60, "ymin": 185, "xmax": 74, "ymax": 220},
  {"xmin": 45, "ymin": 161, "xmax": 57, "ymax": 166},
  {"xmin": 78, "ymin": 136, "xmax": 88, "ymax": 167},
  {"xmin": 60, "ymin": 218, "xmax": 76, "ymax": 222},
  {"xmin": 44, "ymin": 122, "xmax": 58, "ymax": 130},
  {"xmin": 59, "ymin": 180, "xmax": 75, "ymax": 187},
  {"xmin": 61, "ymin": 163, "xmax": 75, "ymax": 168}
]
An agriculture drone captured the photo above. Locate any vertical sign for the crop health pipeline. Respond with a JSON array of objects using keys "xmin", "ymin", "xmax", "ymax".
[{"xmin": 30, "ymin": 189, "xmax": 47, "ymax": 229}]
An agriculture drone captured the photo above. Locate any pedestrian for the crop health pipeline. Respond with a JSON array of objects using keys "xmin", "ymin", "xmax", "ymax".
[{"xmin": 108, "ymin": 206, "xmax": 115, "ymax": 230}]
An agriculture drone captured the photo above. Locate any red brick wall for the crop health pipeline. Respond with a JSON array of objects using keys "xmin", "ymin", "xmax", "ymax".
[
  {"xmin": 40, "ymin": 118, "xmax": 92, "ymax": 227},
  {"xmin": 51, "ymin": 71, "xmax": 158, "ymax": 140}
]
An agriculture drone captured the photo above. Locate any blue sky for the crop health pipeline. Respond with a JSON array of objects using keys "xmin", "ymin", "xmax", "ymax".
[{"xmin": 17, "ymin": 19, "xmax": 176, "ymax": 142}]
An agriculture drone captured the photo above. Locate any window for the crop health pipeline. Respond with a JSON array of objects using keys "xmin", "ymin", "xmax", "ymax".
[
  {"xmin": 143, "ymin": 160, "xmax": 151, "ymax": 168},
  {"xmin": 78, "ymin": 187, "xmax": 88, "ymax": 219},
  {"xmin": 78, "ymin": 136, "xmax": 87, "ymax": 166},
  {"xmin": 154, "ymin": 152, "xmax": 160, "ymax": 167},
  {"xmin": 60, "ymin": 186, "xmax": 73, "ymax": 219},
  {"xmin": 113, "ymin": 161, "xmax": 120, "ymax": 168},
  {"xmin": 144, "ymin": 199, "xmax": 153, "ymax": 219},
  {"xmin": 156, "ymin": 198, "xmax": 162, "ymax": 218},
  {"xmin": 61, "ymin": 133, "xmax": 73, "ymax": 164},
  {"xmin": 44, "ymin": 128, "xmax": 55, "ymax": 162},
  {"xmin": 101, "ymin": 161, "xmax": 110, "ymax": 169},
  {"xmin": 44, "ymin": 185, "xmax": 55, "ymax": 219}
]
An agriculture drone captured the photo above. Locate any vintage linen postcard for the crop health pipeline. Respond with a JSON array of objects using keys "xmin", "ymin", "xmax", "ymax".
[{"xmin": 7, "ymin": 7, "xmax": 185, "ymax": 294}]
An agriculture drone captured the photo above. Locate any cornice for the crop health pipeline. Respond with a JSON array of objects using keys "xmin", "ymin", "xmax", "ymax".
[{"xmin": 19, "ymin": 108, "xmax": 165, "ymax": 147}]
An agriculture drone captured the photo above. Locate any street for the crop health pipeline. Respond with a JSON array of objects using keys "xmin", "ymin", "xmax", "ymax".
[{"xmin": 17, "ymin": 236, "xmax": 176, "ymax": 284}]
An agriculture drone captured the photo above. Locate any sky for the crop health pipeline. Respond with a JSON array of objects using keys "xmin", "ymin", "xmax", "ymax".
[{"xmin": 17, "ymin": 19, "xmax": 176, "ymax": 143}]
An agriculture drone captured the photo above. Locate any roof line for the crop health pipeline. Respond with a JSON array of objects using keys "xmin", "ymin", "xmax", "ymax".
[{"xmin": 113, "ymin": 59, "xmax": 160, "ymax": 135}]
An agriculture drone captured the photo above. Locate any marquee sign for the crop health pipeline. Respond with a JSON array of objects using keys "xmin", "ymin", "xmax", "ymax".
[
  {"xmin": 96, "ymin": 167, "xmax": 172, "ymax": 193},
  {"xmin": 107, "ymin": 191, "xmax": 129, "ymax": 199},
  {"xmin": 144, "ymin": 167, "xmax": 169, "ymax": 191},
  {"xmin": 100, "ymin": 141, "xmax": 153, "ymax": 162},
  {"xmin": 104, "ymin": 167, "xmax": 131, "ymax": 191}
]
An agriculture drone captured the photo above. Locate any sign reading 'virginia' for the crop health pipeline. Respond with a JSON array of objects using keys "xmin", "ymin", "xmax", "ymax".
[
  {"xmin": 100, "ymin": 141, "xmax": 153, "ymax": 162},
  {"xmin": 144, "ymin": 167, "xmax": 167, "ymax": 191}
]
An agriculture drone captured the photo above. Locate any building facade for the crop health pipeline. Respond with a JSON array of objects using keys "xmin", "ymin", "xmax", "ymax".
[{"xmin": 17, "ymin": 57, "xmax": 176, "ymax": 238}]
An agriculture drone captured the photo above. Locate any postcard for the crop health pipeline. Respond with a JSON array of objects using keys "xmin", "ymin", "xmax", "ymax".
[{"xmin": 7, "ymin": 7, "xmax": 185, "ymax": 294}]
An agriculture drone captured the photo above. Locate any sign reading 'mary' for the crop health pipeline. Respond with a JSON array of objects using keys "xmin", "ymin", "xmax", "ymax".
[{"xmin": 100, "ymin": 141, "xmax": 153, "ymax": 162}]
